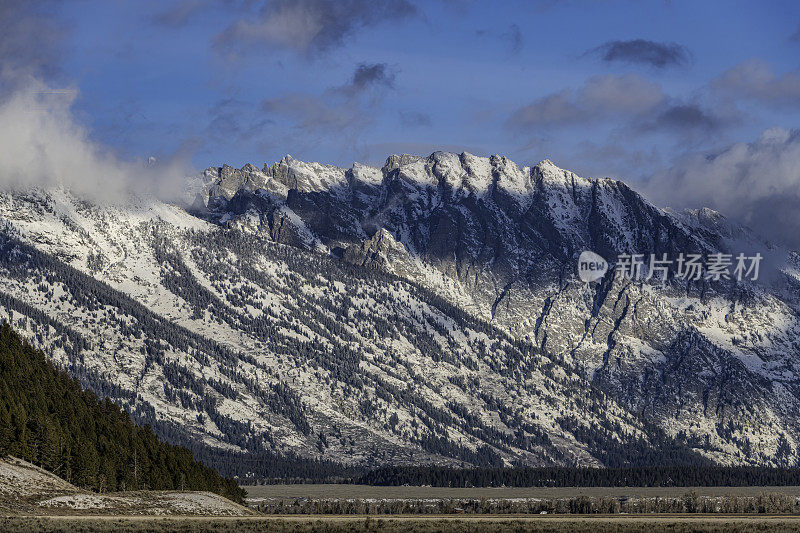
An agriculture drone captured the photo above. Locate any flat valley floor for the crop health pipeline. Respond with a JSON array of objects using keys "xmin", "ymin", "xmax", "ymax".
[{"xmin": 7, "ymin": 515, "xmax": 800, "ymax": 532}]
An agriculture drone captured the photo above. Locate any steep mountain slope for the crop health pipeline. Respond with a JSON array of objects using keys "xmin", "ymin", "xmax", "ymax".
[
  {"xmin": 192, "ymin": 152, "xmax": 800, "ymax": 466},
  {"xmin": 0, "ymin": 152, "xmax": 798, "ymax": 472},
  {"xmin": 0, "ymin": 189, "xmax": 696, "ymax": 470}
]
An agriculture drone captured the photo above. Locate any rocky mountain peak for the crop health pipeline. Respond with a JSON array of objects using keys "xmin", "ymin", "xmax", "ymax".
[{"xmin": 1, "ymin": 152, "xmax": 798, "ymax": 473}]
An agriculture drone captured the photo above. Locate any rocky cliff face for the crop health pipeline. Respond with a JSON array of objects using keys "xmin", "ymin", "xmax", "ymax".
[
  {"xmin": 195, "ymin": 152, "xmax": 800, "ymax": 466},
  {"xmin": 0, "ymin": 152, "xmax": 798, "ymax": 471}
]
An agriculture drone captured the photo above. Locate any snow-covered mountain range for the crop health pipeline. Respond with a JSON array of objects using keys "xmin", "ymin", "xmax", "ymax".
[{"xmin": 2, "ymin": 152, "xmax": 799, "ymax": 472}]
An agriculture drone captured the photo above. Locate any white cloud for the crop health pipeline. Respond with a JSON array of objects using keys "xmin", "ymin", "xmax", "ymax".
[
  {"xmin": 712, "ymin": 59, "xmax": 800, "ymax": 108},
  {"xmin": 0, "ymin": 80, "xmax": 194, "ymax": 203},
  {"xmin": 507, "ymin": 74, "xmax": 665, "ymax": 130},
  {"xmin": 646, "ymin": 127, "xmax": 800, "ymax": 249}
]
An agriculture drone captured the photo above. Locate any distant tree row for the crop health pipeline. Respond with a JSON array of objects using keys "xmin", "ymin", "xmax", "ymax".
[
  {"xmin": 355, "ymin": 464, "xmax": 800, "ymax": 488},
  {"xmin": 254, "ymin": 491, "xmax": 800, "ymax": 515}
]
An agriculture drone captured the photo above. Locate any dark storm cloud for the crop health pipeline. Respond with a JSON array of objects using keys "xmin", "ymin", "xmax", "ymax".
[
  {"xmin": 214, "ymin": 0, "xmax": 418, "ymax": 58},
  {"xmin": 590, "ymin": 39, "xmax": 691, "ymax": 69}
]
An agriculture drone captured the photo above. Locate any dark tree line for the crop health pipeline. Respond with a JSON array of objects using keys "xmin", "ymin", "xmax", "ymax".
[
  {"xmin": 355, "ymin": 464, "xmax": 800, "ymax": 488},
  {"xmin": 197, "ymin": 447, "xmax": 360, "ymax": 484},
  {"xmin": 0, "ymin": 322, "xmax": 245, "ymax": 502}
]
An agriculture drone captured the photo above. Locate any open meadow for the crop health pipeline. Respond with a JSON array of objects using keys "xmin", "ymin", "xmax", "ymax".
[
  {"xmin": 242, "ymin": 484, "xmax": 800, "ymax": 515},
  {"xmin": 5, "ymin": 515, "xmax": 800, "ymax": 533}
]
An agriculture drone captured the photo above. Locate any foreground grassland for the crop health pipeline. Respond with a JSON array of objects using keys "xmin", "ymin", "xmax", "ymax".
[
  {"xmin": 243, "ymin": 485, "xmax": 800, "ymax": 515},
  {"xmin": 6, "ymin": 515, "xmax": 800, "ymax": 532}
]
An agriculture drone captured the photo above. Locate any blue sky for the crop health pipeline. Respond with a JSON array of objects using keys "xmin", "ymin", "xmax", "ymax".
[
  {"xmin": 46, "ymin": 0, "xmax": 797, "ymax": 174},
  {"xmin": 3, "ymin": 0, "xmax": 800, "ymax": 245}
]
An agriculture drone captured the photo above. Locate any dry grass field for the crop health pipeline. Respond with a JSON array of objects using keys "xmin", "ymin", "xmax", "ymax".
[
  {"xmin": 243, "ymin": 484, "xmax": 800, "ymax": 515},
  {"xmin": 5, "ymin": 515, "xmax": 800, "ymax": 532},
  {"xmin": 7, "ymin": 464, "xmax": 800, "ymax": 532}
]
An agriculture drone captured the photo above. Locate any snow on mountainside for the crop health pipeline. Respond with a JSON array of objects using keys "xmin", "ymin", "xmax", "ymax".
[
  {"xmin": 0, "ymin": 188, "xmax": 669, "ymax": 469},
  {"xmin": 1, "ymin": 152, "xmax": 799, "ymax": 472}
]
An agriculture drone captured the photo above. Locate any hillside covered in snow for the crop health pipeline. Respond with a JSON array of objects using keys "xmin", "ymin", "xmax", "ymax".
[{"xmin": 1, "ymin": 152, "xmax": 799, "ymax": 475}]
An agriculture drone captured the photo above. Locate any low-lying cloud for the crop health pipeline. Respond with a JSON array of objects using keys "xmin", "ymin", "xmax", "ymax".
[
  {"xmin": 0, "ymin": 80, "xmax": 195, "ymax": 203},
  {"xmin": 646, "ymin": 127, "xmax": 800, "ymax": 249},
  {"xmin": 0, "ymin": 1, "xmax": 194, "ymax": 204}
]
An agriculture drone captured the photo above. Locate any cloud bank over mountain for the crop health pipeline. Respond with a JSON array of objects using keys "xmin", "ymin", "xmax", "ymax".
[
  {"xmin": 647, "ymin": 127, "xmax": 800, "ymax": 249},
  {"xmin": 0, "ymin": 82, "xmax": 194, "ymax": 202}
]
